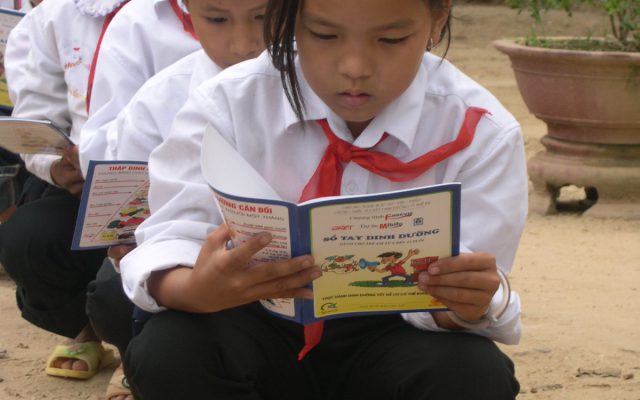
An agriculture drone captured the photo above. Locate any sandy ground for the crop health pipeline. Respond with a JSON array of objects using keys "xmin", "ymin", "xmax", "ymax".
[{"xmin": 1, "ymin": 4, "xmax": 640, "ymax": 399}]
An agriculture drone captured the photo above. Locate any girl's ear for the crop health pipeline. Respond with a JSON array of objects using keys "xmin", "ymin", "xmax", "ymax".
[
  {"xmin": 429, "ymin": 0, "xmax": 452, "ymax": 47},
  {"xmin": 183, "ymin": 0, "xmax": 191, "ymax": 12}
]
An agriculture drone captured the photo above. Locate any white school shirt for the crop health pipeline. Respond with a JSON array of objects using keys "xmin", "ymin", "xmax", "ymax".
[
  {"xmin": 4, "ymin": 2, "xmax": 39, "ymax": 111},
  {"xmin": 5, "ymin": 0, "xmax": 127, "ymax": 184},
  {"xmin": 79, "ymin": 0, "xmax": 201, "ymax": 175},
  {"xmin": 121, "ymin": 51, "xmax": 528, "ymax": 345},
  {"xmin": 115, "ymin": 50, "xmax": 221, "ymax": 162}
]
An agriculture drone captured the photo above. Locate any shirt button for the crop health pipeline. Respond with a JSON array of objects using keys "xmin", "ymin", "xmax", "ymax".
[{"xmin": 345, "ymin": 182, "xmax": 357, "ymax": 194}]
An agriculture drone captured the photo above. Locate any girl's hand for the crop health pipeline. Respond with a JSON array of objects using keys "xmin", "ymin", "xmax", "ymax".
[
  {"xmin": 417, "ymin": 252, "xmax": 500, "ymax": 325},
  {"xmin": 107, "ymin": 244, "xmax": 137, "ymax": 269},
  {"xmin": 149, "ymin": 224, "xmax": 322, "ymax": 313},
  {"xmin": 50, "ymin": 145, "xmax": 84, "ymax": 196}
]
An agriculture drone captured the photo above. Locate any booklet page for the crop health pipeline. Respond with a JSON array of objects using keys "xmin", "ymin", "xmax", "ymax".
[
  {"xmin": 309, "ymin": 190, "xmax": 453, "ymax": 318},
  {"xmin": 74, "ymin": 162, "xmax": 149, "ymax": 249}
]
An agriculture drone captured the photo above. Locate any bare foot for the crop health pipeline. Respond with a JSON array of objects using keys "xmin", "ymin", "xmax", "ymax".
[
  {"xmin": 107, "ymin": 365, "xmax": 133, "ymax": 400},
  {"xmin": 109, "ymin": 395, "xmax": 133, "ymax": 400},
  {"xmin": 51, "ymin": 356, "xmax": 89, "ymax": 371},
  {"xmin": 50, "ymin": 325, "xmax": 100, "ymax": 371}
]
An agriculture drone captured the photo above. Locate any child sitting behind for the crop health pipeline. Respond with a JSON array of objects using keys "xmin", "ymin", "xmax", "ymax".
[{"xmin": 121, "ymin": 0, "xmax": 527, "ymax": 398}]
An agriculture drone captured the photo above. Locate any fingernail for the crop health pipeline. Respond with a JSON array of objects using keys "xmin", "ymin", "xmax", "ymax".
[
  {"xmin": 419, "ymin": 273, "xmax": 429, "ymax": 284},
  {"xmin": 302, "ymin": 257, "xmax": 314, "ymax": 268},
  {"xmin": 310, "ymin": 269, "xmax": 322, "ymax": 279},
  {"xmin": 429, "ymin": 266, "xmax": 440, "ymax": 274}
]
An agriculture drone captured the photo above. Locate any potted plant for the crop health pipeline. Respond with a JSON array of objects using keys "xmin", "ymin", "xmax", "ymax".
[{"xmin": 494, "ymin": 0, "xmax": 640, "ymax": 219}]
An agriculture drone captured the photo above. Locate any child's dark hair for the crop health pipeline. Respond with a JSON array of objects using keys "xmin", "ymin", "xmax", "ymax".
[
  {"xmin": 378, "ymin": 252, "xmax": 403, "ymax": 259},
  {"xmin": 264, "ymin": 0, "xmax": 452, "ymax": 122}
]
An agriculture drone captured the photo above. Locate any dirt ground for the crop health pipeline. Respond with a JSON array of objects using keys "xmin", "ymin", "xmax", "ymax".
[{"xmin": 1, "ymin": 3, "xmax": 640, "ymax": 399}]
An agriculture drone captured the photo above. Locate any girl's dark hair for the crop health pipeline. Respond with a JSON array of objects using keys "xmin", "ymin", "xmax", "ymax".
[{"xmin": 264, "ymin": 0, "xmax": 452, "ymax": 122}]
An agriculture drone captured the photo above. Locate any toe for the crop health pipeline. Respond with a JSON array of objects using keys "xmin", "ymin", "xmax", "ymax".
[
  {"xmin": 71, "ymin": 359, "xmax": 89, "ymax": 371},
  {"xmin": 60, "ymin": 359, "xmax": 74, "ymax": 370}
]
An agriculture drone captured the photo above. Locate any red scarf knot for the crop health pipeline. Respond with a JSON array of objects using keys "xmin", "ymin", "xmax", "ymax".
[{"xmin": 297, "ymin": 106, "xmax": 489, "ymax": 360}]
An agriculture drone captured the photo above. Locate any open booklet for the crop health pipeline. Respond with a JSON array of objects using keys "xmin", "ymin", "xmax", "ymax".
[
  {"xmin": 72, "ymin": 160, "xmax": 150, "ymax": 250},
  {"xmin": 0, "ymin": 8, "xmax": 24, "ymax": 110},
  {"xmin": 0, "ymin": 117, "xmax": 73, "ymax": 154},
  {"xmin": 202, "ymin": 125, "xmax": 461, "ymax": 325}
]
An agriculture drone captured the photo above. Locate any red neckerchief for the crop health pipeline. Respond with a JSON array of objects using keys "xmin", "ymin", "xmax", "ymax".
[
  {"xmin": 85, "ymin": 1, "xmax": 130, "ymax": 114},
  {"xmin": 297, "ymin": 106, "xmax": 489, "ymax": 360},
  {"xmin": 169, "ymin": 0, "xmax": 197, "ymax": 39}
]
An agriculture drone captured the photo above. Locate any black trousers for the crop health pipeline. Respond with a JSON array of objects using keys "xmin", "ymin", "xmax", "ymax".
[
  {"xmin": 125, "ymin": 303, "xmax": 519, "ymax": 400},
  {"xmin": 86, "ymin": 258, "xmax": 135, "ymax": 356},
  {"xmin": 0, "ymin": 183, "xmax": 106, "ymax": 338},
  {"xmin": 0, "ymin": 148, "xmax": 30, "ymax": 210}
]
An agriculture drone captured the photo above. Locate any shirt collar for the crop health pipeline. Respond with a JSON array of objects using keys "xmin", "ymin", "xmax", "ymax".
[
  {"xmin": 171, "ymin": 0, "xmax": 189, "ymax": 14},
  {"xmin": 282, "ymin": 56, "xmax": 428, "ymax": 152},
  {"xmin": 152, "ymin": 0, "xmax": 186, "ymax": 12},
  {"xmin": 190, "ymin": 51, "xmax": 223, "ymax": 93},
  {"xmin": 74, "ymin": 0, "xmax": 129, "ymax": 17}
]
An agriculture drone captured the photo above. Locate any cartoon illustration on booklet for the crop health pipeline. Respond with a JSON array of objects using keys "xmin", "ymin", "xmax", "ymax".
[{"xmin": 202, "ymin": 125, "xmax": 459, "ymax": 324}]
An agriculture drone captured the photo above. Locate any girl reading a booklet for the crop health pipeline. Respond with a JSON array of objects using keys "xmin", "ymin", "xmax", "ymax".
[{"xmin": 121, "ymin": 0, "xmax": 527, "ymax": 398}]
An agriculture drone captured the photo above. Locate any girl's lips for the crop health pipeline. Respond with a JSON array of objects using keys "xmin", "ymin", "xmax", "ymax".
[{"xmin": 339, "ymin": 92, "xmax": 371, "ymax": 108}]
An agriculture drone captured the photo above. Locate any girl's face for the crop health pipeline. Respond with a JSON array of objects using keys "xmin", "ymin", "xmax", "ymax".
[
  {"xmin": 295, "ymin": 0, "xmax": 449, "ymax": 137},
  {"xmin": 185, "ymin": 0, "xmax": 267, "ymax": 69}
]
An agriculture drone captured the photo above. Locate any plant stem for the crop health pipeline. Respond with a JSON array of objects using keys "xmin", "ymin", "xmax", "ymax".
[{"xmin": 610, "ymin": 14, "xmax": 619, "ymax": 41}]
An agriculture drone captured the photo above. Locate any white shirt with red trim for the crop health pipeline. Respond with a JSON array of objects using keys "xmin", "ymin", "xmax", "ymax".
[
  {"xmin": 121, "ymin": 51, "xmax": 528, "ymax": 345},
  {"xmin": 115, "ymin": 50, "xmax": 221, "ymax": 162},
  {"xmin": 79, "ymin": 0, "xmax": 201, "ymax": 175},
  {"xmin": 5, "ymin": 0, "xmax": 126, "ymax": 184}
]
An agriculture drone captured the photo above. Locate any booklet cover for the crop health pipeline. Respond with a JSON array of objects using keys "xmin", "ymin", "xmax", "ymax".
[
  {"xmin": 0, "ymin": 8, "xmax": 24, "ymax": 110},
  {"xmin": 202, "ymin": 125, "xmax": 460, "ymax": 325},
  {"xmin": 0, "ymin": 117, "xmax": 73, "ymax": 154},
  {"xmin": 72, "ymin": 160, "xmax": 150, "ymax": 250}
]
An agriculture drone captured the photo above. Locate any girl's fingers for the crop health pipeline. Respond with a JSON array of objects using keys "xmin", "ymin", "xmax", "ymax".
[
  {"xmin": 418, "ymin": 270, "xmax": 499, "ymax": 291},
  {"xmin": 200, "ymin": 225, "xmax": 272, "ymax": 271},
  {"xmin": 107, "ymin": 244, "xmax": 136, "ymax": 259},
  {"xmin": 201, "ymin": 226, "xmax": 314, "ymax": 282},
  {"xmin": 63, "ymin": 145, "xmax": 81, "ymax": 169},
  {"xmin": 437, "ymin": 298, "xmax": 489, "ymax": 322},
  {"xmin": 68, "ymin": 181, "xmax": 85, "ymax": 197},
  {"xmin": 428, "ymin": 252, "xmax": 496, "ymax": 275},
  {"xmin": 222, "ymin": 232, "xmax": 273, "ymax": 270},
  {"xmin": 244, "ymin": 255, "xmax": 318, "ymax": 287},
  {"xmin": 272, "ymin": 287, "xmax": 314, "ymax": 300},
  {"xmin": 107, "ymin": 244, "xmax": 137, "ymax": 267},
  {"xmin": 200, "ymin": 224, "xmax": 234, "ymax": 254},
  {"xmin": 246, "ymin": 263, "xmax": 321, "ymax": 300},
  {"xmin": 422, "ymin": 284, "xmax": 493, "ymax": 306}
]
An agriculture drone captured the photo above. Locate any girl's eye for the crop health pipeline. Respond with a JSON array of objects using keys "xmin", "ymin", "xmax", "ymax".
[
  {"xmin": 255, "ymin": 14, "xmax": 265, "ymax": 21},
  {"xmin": 380, "ymin": 36, "xmax": 410, "ymax": 44},
  {"xmin": 309, "ymin": 30, "xmax": 337, "ymax": 40},
  {"xmin": 206, "ymin": 17, "xmax": 228, "ymax": 24}
]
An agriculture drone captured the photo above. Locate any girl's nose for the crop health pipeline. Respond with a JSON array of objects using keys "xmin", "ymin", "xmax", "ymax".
[
  {"xmin": 338, "ymin": 49, "xmax": 374, "ymax": 81},
  {"xmin": 230, "ymin": 25, "xmax": 260, "ymax": 60}
]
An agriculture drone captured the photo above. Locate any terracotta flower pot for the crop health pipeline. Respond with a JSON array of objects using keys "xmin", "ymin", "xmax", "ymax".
[{"xmin": 494, "ymin": 38, "xmax": 640, "ymax": 219}]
